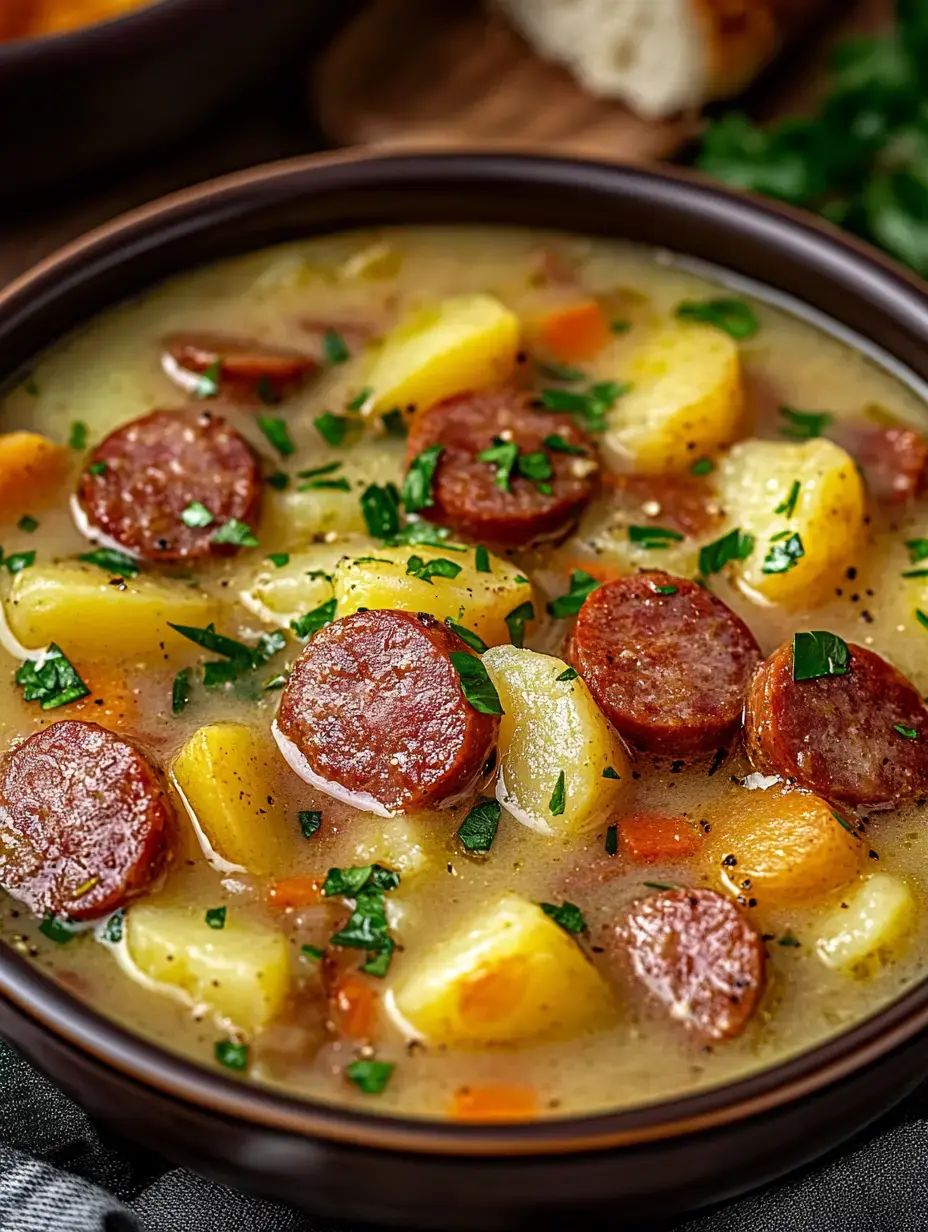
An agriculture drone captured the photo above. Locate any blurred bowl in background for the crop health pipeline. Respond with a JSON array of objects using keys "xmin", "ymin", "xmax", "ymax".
[{"xmin": 0, "ymin": 0, "xmax": 357, "ymax": 200}]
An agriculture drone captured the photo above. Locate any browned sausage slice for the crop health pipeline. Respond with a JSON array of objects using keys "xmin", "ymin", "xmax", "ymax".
[
  {"xmin": 828, "ymin": 420, "xmax": 928, "ymax": 506},
  {"xmin": 162, "ymin": 333, "xmax": 317, "ymax": 401},
  {"xmin": 0, "ymin": 720, "xmax": 171, "ymax": 921},
  {"xmin": 77, "ymin": 409, "xmax": 261, "ymax": 562},
  {"xmin": 567, "ymin": 572, "xmax": 762, "ymax": 757},
  {"xmin": 274, "ymin": 610, "xmax": 500, "ymax": 814},
  {"xmin": 404, "ymin": 388, "xmax": 598, "ymax": 547},
  {"xmin": 745, "ymin": 639, "xmax": 928, "ymax": 806},
  {"xmin": 610, "ymin": 887, "xmax": 765, "ymax": 1041}
]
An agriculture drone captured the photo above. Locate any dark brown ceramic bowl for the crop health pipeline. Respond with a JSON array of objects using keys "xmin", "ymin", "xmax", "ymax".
[
  {"xmin": 1, "ymin": 151, "xmax": 928, "ymax": 1230},
  {"xmin": 0, "ymin": 0, "xmax": 355, "ymax": 198}
]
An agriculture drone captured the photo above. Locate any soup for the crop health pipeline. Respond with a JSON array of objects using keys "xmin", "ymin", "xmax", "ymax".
[
  {"xmin": 0, "ymin": 226, "xmax": 927, "ymax": 1122},
  {"xmin": 0, "ymin": 0, "xmax": 151, "ymax": 41}
]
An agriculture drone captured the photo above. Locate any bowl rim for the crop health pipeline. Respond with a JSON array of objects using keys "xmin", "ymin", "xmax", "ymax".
[{"xmin": 2, "ymin": 146, "xmax": 928, "ymax": 1158}]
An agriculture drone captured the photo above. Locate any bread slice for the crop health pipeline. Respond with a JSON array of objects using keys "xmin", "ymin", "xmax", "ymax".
[{"xmin": 495, "ymin": 0, "xmax": 820, "ymax": 119}]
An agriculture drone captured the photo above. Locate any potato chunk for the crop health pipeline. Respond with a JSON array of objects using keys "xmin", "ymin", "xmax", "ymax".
[
  {"xmin": 6, "ymin": 563, "xmax": 213, "ymax": 658},
  {"xmin": 0, "ymin": 432, "xmax": 68, "ymax": 520},
  {"xmin": 172, "ymin": 723, "xmax": 290, "ymax": 875},
  {"xmin": 351, "ymin": 817, "xmax": 435, "ymax": 882},
  {"xmin": 816, "ymin": 873, "xmax": 916, "ymax": 976},
  {"xmin": 125, "ymin": 903, "xmax": 290, "ymax": 1033},
  {"xmin": 602, "ymin": 322, "xmax": 743, "ymax": 474},
  {"xmin": 392, "ymin": 892, "xmax": 614, "ymax": 1046},
  {"xmin": 718, "ymin": 438, "xmax": 865, "ymax": 606},
  {"xmin": 365, "ymin": 294, "xmax": 519, "ymax": 416},
  {"xmin": 334, "ymin": 544, "xmax": 532, "ymax": 647},
  {"xmin": 709, "ymin": 785, "xmax": 864, "ymax": 911},
  {"xmin": 239, "ymin": 541, "xmax": 368, "ymax": 628},
  {"xmin": 482, "ymin": 645, "xmax": 629, "ymax": 835}
]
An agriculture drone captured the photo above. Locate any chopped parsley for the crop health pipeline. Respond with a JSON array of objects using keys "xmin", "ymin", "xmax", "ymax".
[
  {"xmin": 17, "ymin": 515, "xmax": 38, "ymax": 533},
  {"xmin": 517, "ymin": 451, "xmax": 553, "ymax": 488},
  {"xmin": 654, "ymin": 584, "xmax": 678, "ymax": 595},
  {"xmin": 778, "ymin": 932, "xmax": 801, "ymax": 948},
  {"xmin": 690, "ymin": 456, "xmax": 715, "ymax": 476},
  {"xmin": 205, "ymin": 907, "xmax": 226, "ymax": 930},
  {"xmin": 103, "ymin": 911, "xmax": 124, "ymax": 944},
  {"xmin": 213, "ymin": 519, "xmax": 259, "ymax": 548},
  {"xmin": 172, "ymin": 668, "xmax": 191, "ymax": 715},
  {"xmin": 348, "ymin": 386, "xmax": 373, "ymax": 412},
  {"xmin": 643, "ymin": 881, "xmax": 679, "ymax": 891},
  {"xmin": 266, "ymin": 471, "xmax": 289, "ymax": 491},
  {"xmin": 629, "ymin": 524, "xmax": 684, "ymax": 549},
  {"xmin": 894, "ymin": 723, "xmax": 920, "ymax": 740},
  {"xmin": 181, "ymin": 501, "xmax": 214, "ymax": 529},
  {"xmin": 547, "ymin": 570, "xmax": 599, "ymax": 618},
  {"xmin": 474, "ymin": 545, "xmax": 491, "ymax": 573},
  {"xmin": 449, "ymin": 652, "xmax": 504, "ymax": 715},
  {"xmin": 315, "ymin": 412, "xmax": 352, "ymax": 446},
  {"xmin": 792, "ymin": 630, "xmax": 850, "ymax": 681},
  {"xmin": 16, "ymin": 644, "xmax": 89, "ymax": 710},
  {"xmin": 605, "ymin": 824, "xmax": 618, "ymax": 856},
  {"xmin": 406, "ymin": 555, "xmax": 462, "ymax": 584},
  {"xmin": 291, "ymin": 598, "xmax": 337, "ymax": 639},
  {"xmin": 256, "ymin": 416, "xmax": 296, "ymax": 457},
  {"xmin": 300, "ymin": 810, "xmax": 322, "ymax": 838},
  {"xmin": 832, "ymin": 809, "xmax": 859, "ymax": 837},
  {"xmin": 39, "ymin": 915, "xmax": 78, "ymax": 944},
  {"xmin": 775, "ymin": 479, "xmax": 801, "ymax": 517},
  {"xmin": 542, "ymin": 434, "xmax": 584, "ymax": 458},
  {"xmin": 540, "ymin": 900, "xmax": 585, "ymax": 933},
  {"xmin": 195, "ymin": 361, "xmax": 222, "ymax": 399},
  {"xmin": 478, "ymin": 438, "xmax": 519, "ymax": 490},
  {"xmin": 299, "ymin": 476, "xmax": 351, "ymax": 493},
  {"xmin": 556, "ymin": 666, "xmax": 578, "ymax": 681},
  {"xmin": 323, "ymin": 864, "xmax": 400, "ymax": 977},
  {"xmin": 255, "ymin": 375, "xmax": 280, "ymax": 406},
  {"xmin": 323, "ymin": 329, "xmax": 350, "ymax": 365},
  {"xmin": 444, "ymin": 619, "xmax": 488, "ymax": 654},
  {"xmin": 267, "ymin": 553, "xmax": 290, "ymax": 568},
  {"xmin": 906, "ymin": 538, "xmax": 928, "ymax": 564},
  {"xmin": 674, "ymin": 297, "xmax": 758, "ymax": 339},
  {"xmin": 548, "ymin": 770, "xmax": 566, "ymax": 816},
  {"xmin": 361, "ymin": 483, "xmax": 401, "ymax": 540},
  {"xmin": 779, "ymin": 406, "xmax": 832, "ymax": 440},
  {"xmin": 457, "ymin": 797, "xmax": 501, "ymax": 854},
  {"xmin": 2, "ymin": 552, "xmax": 34, "ymax": 575},
  {"xmin": 346, "ymin": 1059, "xmax": 394, "ymax": 1094},
  {"xmin": 698, "ymin": 528, "xmax": 755, "ymax": 576},
  {"xmin": 539, "ymin": 381, "xmax": 629, "ymax": 433},
  {"xmin": 77, "ymin": 548, "xmax": 140, "ymax": 578},
  {"xmin": 301, "ymin": 944, "xmax": 324, "ymax": 961},
  {"xmin": 388, "ymin": 521, "xmax": 459, "ymax": 549},
  {"xmin": 215, "ymin": 1040, "xmax": 248, "ymax": 1072},
  {"xmin": 917, "ymin": 609, "xmax": 928, "ymax": 633},
  {"xmin": 611, "ymin": 319, "xmax": 631, "ymax": 333},
  {"xmin": 68, "ymin": 421, "xmax": 89, "ymax": 450},
  {"xmin": 403, "ymin": 444, "xmax": 444, "ymax": 512},
  {"xmin": 88, "ymin": 461, "xmax": 107, "ymax": 476},
  {"xmin": 762, "ymin": 531, "xmax": 805, "ymax": 575},
  {"xmin": 381, "ymin": 408, "xmax": 407, "ymax": 437},
  {"xmin": 167, "ymin": 622, "xmax": 285, "ymax": 688},
  {"xmin": 602, "ymin": 766, "xmax": 621, "ymax": 780},
  {"xmin": 504, "ymin": 601, "xmax": 534, "ymax": 648}
]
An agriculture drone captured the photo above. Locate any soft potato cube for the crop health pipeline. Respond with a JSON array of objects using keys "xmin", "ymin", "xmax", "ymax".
[
  {"xmin": 239, "ymin": 540, "xmax": 369, "ymax": 628},
  {"xmin": 718, "ymin": 438, "xmax": 866, "ymax": 606},
  {"xmin": 482, "ymin": 645, "xmax": 630, "ymax": 836},
  {"xmin": 0, "ymin": 432, "xmax": 68, "ymax": 520},
  {"xmin": 365, "ymin": 294, "xmax": 519, "ymax": 416},
  {"xmin": 603, "ymin": 322, "xmax": 743, "ymax": 474},
  {"xmin": 6, "ymin": 563, "xmax": 213, "ymax": 658},
  {"xmin": 709, "ymin": 785, "xmax": 864, "ymax": 911},
  {"xmin": 816, "ymin": 874, "xmax": 916, "ymax": 976},
  {"xmin": 351, "ymin": 817, "xmax": 435, "ymax": 882},
  {"xmin": 172, "ymin": 723, "xmax": 290, "ymax": 875},
  {"xmin": 392, "ymin": 892, "xmax": 614, "ymax": 1046},
  {"xmin": 125, "ymin": 903, "xmax": 290, "ymax": 1033},
  {"xmin": 334, "ymin": 544, "xmax": 532, "ymax": 647}
]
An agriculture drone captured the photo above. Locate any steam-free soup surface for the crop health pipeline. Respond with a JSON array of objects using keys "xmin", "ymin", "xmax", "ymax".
[{"xmin": 1, "ymin": 226, "xmax": 927, "ymax": 1122}]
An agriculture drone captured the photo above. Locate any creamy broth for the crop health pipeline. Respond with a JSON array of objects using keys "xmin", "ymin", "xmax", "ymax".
[{"xmin": 1, "ymin": 226, "xmax": 927, "ymax": 1122}]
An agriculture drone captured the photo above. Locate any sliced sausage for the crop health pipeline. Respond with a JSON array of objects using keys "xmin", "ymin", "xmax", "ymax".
[
  {"xmin": 828, "ymin": 419, "xmax": 928, "ymax": 506},
  {"xmin": 404, "ymin": 388, "xmax": 598, "ymax": 547},
  {"xmin": 0, "ymin": 720, "xmax": 171, "ymax": 921},
  {"xmin": 162, "ymin": 333, "xmax": 317, "ymax": 401},
  {"xmin": 745, "ymin": 639, "xmax": 928, "ymax": 806},
  {"xmin": 275, "ymin": 610, "xmax": 500, "ymax": 813},
  {"xmin": 605, "ymin": 472, "xmax": 723, "ymax": 538},
  {"xmin": 608, "ymin": 887, "xmax": 765, "ymax": 1041},
  {"xmin": 77, "ymin": 409, "xmax": 261, "ymax": 562},
  {"xmin": 567, "ymin": 572, "xmax": 762, "ymax": 757}
]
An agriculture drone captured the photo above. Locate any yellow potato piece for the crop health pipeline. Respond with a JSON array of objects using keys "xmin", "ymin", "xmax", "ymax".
[
  {"xmin": 125, "ymin": 903, "xmax": 290, "ymax": 1033},
  {"xmin": 351, "ymin": 817, "xmax": 435, "ymax": 882},
  {"xmin": 5, "ymin": 562, "xmax": 213, "ymax": 658},
  {"xmin": 172, "ymin": 723, "xmax": 291, "ymax": 875},
  {"xmin": 238, "ymin": 540, "xmax": 369, "ymax": 629},
  {"xmin": 365, "ymin": 294, "xmax": 520, "ymax": 416},
  {"xmin": 392, "ymin": 892, "xmax": 614, "ymax": 1046},
  {"xmin": 718, "ymin": 438, "xmax": 865, "ymax": 606},
  {"xmin": 602, "ymin": 322, "xmax": 743, "ymax": 474},
  {"xmin": 482, "ymin": 644, "xmax": 630, "ymax": 836},
  {"xmin": 816, "ymin": 873, "xmax": 916, "ymax": 977},
  {"xmin": 0, "ymin": 432, "xmax": 68, "ymax": 520},
  {"xmin": 709, "ymin": 786, "xmax": 864, "ymax": 911},
  {"xmin": 334, "ymin": 544, "xmax": 532, "ymax": 647}
]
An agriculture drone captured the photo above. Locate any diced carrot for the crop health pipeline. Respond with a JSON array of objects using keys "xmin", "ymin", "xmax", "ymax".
[
  {"xmin": 561, "ymin": 557, "xmax": 625, "ymax": 585},
  {"xmin": 266, "ymin": 876, "xmax": 325, "ymax": 910},
  {"xmin": 458, "ymin": 957, "xmax": 530, "ymax": 1025},
  {"xmin": 0, "ymin": 432, "xmax": 68, "ymax": 520},
  {"xmin": 620, "ymin": 813, "xmax": 703, "ymax": 862},
  {"xmin": 331, "ymin": 972, "xmax": 377, "ymax": 1041},
  {"xmin": 64, "ymin": 669, "xmax": 139, "ymax": 729},
  {"xmin": 540, "ymin": 300, "xmax": 610, "ymax": 363},
  {"xmin": 452, "ymin": 1084, "xmax": 538, "ymax": 1122}
]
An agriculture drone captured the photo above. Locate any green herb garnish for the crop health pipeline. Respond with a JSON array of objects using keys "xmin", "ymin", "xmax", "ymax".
[
  {"xmin": 267, "ymin": 553, "xmax": 290, "ymax": 568},
  {"xmin": 348, "ymin": 387, "xmax": 373, "ymax": 412},
  {"xmin": 474, "ymin": 545, "xmax": 491, "ymax": 573},
  {"xmin": 543, "ymin": 433, "xmax": 585, "ymax": 456},
  {"xmin": 16, "ymin": 644, "xmax": 89, "ymax": 710},
  {"xmin": 291, "ymin": 598, "xmax": 337, "ymax": 639},
  {"xmin": 779, "ymin": 406, "xmax": 832, "ymax": 440},
  {"xmin": 40, "ymin": 915, "xmax": 78, "ymax": 944},
  {"xmin": 539, "ymin": 381, "xmax": 629, "ymax": 433},
  {"xmin": 690, "ymin": 456, "xmax": 715, "ymax": 476},
  {"xmin": 2, "ymin": 552, "xmax": 34, "ymax": 575},
  {"xmin": 167, "ymin": 622, "xmax": 285, "ymax": 688},
  {"xmin": 346, "ymin": 1059, "xmax": 394, "ymax": 1094},
  {"xmin": 103, "ymin": 911, "xmax": 124, "ymax": 944},
  {"xmin": 266, "ymin": 471, "xmax": 289, "ymax": 491},
  {"xmin": 762, "ymin": 531, "xmax": 805, "ymax": 575},
  {"xmin": 504, "ymin": 601, "xmax": 534, "ymax": 648},
  {"xmin": 629, "ymin": 524, "xmax": 684, "ymax": 549},
  {"xmin": 406, "ymin": 555, "xmax": 462, "ymax": 585},
  {"xmin": 906, "ymin": 538, "xmax": 928, "ymax": 563},
  {"xmin": 195, "ymin": 361, "xmax": 222, "ymax": 399},
  {"xmin": 256, "ymin": 416, "xmax": 296, "ymax": 457},
  {"xmin": 323, "ymin": 330, "xmax": 350, "ymax": 365},
  {"xmin": 654, "ymin": 584, "xmax": 678, "ymax": 595},
  {"xmin": 775, "ymin": 480, "xmax": 801, "ymax": 518},
  {"xmin": 449, "ymin": 652, "xmax": 504, "ymax": 715},
  {"xmin": 323, "ymin": 864, "xmax": 401, "ymax": 977},
  {"xmin": 205, "ymin": 907, "xmax": 226, "ymax": 930},
  {"xmin": 361, "ymin": 483, "xmax": 401, "ymax": 540},
  {"xmin": 894, "ymin": 723, "xmax": 920, "ymax": 740},
  {"xmin": 315, "ymin": 412, "xmax": 351, "ymax": 446},
  {"xmin": 457, "ymin": 797, "xmax": 501, "ymax": 854},
  {"xmin": 547, "ymin": 570, "xmax": 599, "ymax": 618},
  {"xmin": 213, "ymin": 519, "xmax": 258, "ymax": 548},
  {"xmin": 540, "ymin": 900, "xmax": 584, "ymax": 933},
  {"xmin": 792, "ymin": 630, "xmax": 850, "ymax": 681},
  {"xmin": 478, "ymin": 438, "xmax": 519, "ymax": 490},
  {"xmin": 605, "ymin": 825, "xmax": 618, "ymax": 856},
  {"xmin": 548, "ymin": 770, "xmax": 566, "ymax": 816},
  {"xmin": 300, "ymin": 810, "xmax": 322, "ymax": 838},
  {"xmin": 556, "ymin": 666, "xmax": 578, "ymax": 681},
  {"xmin": 699, "ymin": 528, "xmax": 755, "ymax": 576},
  {"xmin": 301, "ymin": 944, "xmax": 325, "ymax": 961},
  {"xmin": 88, "ymin": 461, "xmax": 107, "ymax": 476},
  {"xmin": 444, "ymin": 619, "xmax": 488, "ymax": 654},
  {"xmin": 172, "ymin": 668, "xmax": 191, "ymax": 715},
  {"xmin": 602, "ymin": 766, "xmax": 621, "ymax": 780},
  {"xmin": 675, "ymin": 298, "xmax": 758, "ymax": 339},
  {"xmin": 77, "ymin": 548, "xmax": 140, "ymax": 578},
  {"xmin": 215, "ymin": 1040, "xmax": 248, "ymax": 1071},
  {"xmin": 402, "ymin": 444, "xmax": 444, "ymax": 511},
  {"xmin": 17, "ymin": 515, "xmax": 38, "ymax": 533},
  {"xmin": 181, "ymin": 501, "xmax": 214, "ymax": 529},
  {"xmin": 68, "ymin": 421, "xmax": 88, "ymax": 450},
  {"xmin": 255, "ymin": 375, "xmax": 280, "ymax": 406}
]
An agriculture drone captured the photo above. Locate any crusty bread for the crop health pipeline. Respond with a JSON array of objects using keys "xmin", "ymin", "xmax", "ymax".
[{"xmin": 495, "ymin": 0, "xmax": 824, "ymax": 118}]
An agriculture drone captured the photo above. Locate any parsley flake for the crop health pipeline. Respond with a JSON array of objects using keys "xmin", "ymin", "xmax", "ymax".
[
  {"xmin": 40, "ymin": 915, "xmax": 78, "ymax": 944},
  {"xmin": 478, "ymin": 438, "xmax": 519, "ymax": 490},
  {"xmin": 629, "ymin": 524, "xmax": 684, "ymax": 550},
  {"xmin": 315, "ymin": 412, "xmax": 352, "ymax": 446},
  {"xmin": 504, "ymin": 601, "xmax": 534, "ymax": 648},
  {"xmin": 762, "ymin": 531, "xmax": 805, "ymax": 574},
  {"xmin": 406, "ymin": 555, "xmax": 462, "ymax": 585},
  {"xmin": 444, "ymin": 619, "xmax": 488, "ymax": 654},
  {"xmin": 213, "ymin": 519, "xmax": 258, "ymax": 548},
  {"xmin": 602, "ymin": 766, "xmax": 621, "ymax": 780},
  {"xmin": 675, "ymin": 298, "xmax": 758, "ymax": 339},
  {"xmin": 205, "ymin": 907, "xmax": 226, "ymax": 930},
  {"xmin": 172, "ymin": 668, "xmax": 191, "ymax": 715},
  {"xmin": 792, "ymin": 631, "xmax": 850, "ymax": 681},
  {"xmin": 402, "ymin": 444, "xmax": 444, "ymax": 511},
  {"xmin": 894, "ymin": 723, "xmax": 920, "ymax": 740},
  {"xmin": 775, "ymin": 479, "xmax": 801, "ymax": 518},
  {"xmin": 543, "ymin": 433, "xmax": 585, "ymax": 456},
  {"xmin": 457, "ymin": 797, "xmax": 501, "ymax": 854},
  {"xmin": 291, "ymin": 598, "xmax": 337, "ymax": 639},
  {"xmin": 605, "ymin": 824, "xmax": 618, "ymax": 856},
  {"xmin": 549, "ymin": 770, "xmax": 566, "ymax": 816},
  {"xmin": 16, "ymin": 644, "xmax": 89, "ymax": 710},
  {"xmin": 77, "ymin": 548, "xmax": 140, "ymax": 578},
  {"xmin": 346, "ymin": 1059, "xmax": 394, "ymax": 1094},
  {"xmin": 547, "ymin": 570, "xmax": 599, "ymax": 618},
  {"xmin": 779, "ymin": 406, "xmax": 832, "ymax": 440},
  {"xmin": 17, "ymin": 515, "xmax": 38, "ymax": 533},
  {"xmin": 300, "ymin": 810, "xmax": 322, "ymax": 838},
  {"xmin": 256, "ymin": 416, "xmax": 296, "ymax": 457},
  {"xmin": 195, "ymin": 361, "xmax": 222, "ymax": 399},
  {"xmin": 323, "ymin": 330, "xmax": 350, "ymax": 365},
  {"xmin": 449, "ymin": 652, "xmax": 504, "ymax": 715},
  {"xmin": 540, "ymin": 900, "xmax": 584, "ymax": 933},
  {"xmin": 68, "ymin": 421, "xmax": 88, "ymax": 450},
  {"xmin": 699, "ymin": 528, "xmax": 755, "ymax": 576},
  {"xmin": 690, "ymin": 456, "xmax": 715, "ymax": 476},
  {"xmin": 556, "ymin": 666, "xmax": 578, "ymax": 681},
  {"xmin": 215, "ymin": 1040, "xmax": 248, "ymax": 1071},
  {"xmin": 474, "ymin": 546, "xmax": 491, "ymax": 573},
  {"xmin": 181, "ymin": 501, "xmax": 214, "ymax": 529},
  {"xmin": 360, "ymin": 483, "xmax": 401, "ymax": 540},
  {"xmin": 539, "ymin": 381, "xmax": 629, "ymax": 433}
]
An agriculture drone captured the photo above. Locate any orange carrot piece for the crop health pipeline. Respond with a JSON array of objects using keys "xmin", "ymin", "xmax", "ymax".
[
  {"xmin": 55, "ymin": 669, "xmax": 138, "ymax": 730},
  {"xmin": 266, "ymin": 876, "xmax": 325, "ymax": 910},
  {"xmin": 540, "ymin": 300, "xmax": 610, "ymax": 363},
  {"xmin": 561, "ymin": 557, "xmax": 625, "ymax": 585},
  {"xmin": 332, "ymin": 972, "xmax": 377, "ymax": 1041},
  {"xmin": 0, "ymin": 432, "xmax": 68, "ymax": 520},
  {"xmin": 620, "ymin": 813, "xmax": 703, "ymax": 862},
  {"xmin": 452, "ymin": 1084, "xmax": 538, "ymax": 1122}
]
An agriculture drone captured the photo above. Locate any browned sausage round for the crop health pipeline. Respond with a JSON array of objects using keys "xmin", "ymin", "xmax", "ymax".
[
  {"xmin": 567, "ymin": 572, "xmax": 762, "ymax": 757},
  {"xmin": 404, "ymin": 388, "xmax": 597, "ymax": 547},
  {"xmin": 77, "ymin": 409, "xmax": 261, "ymax": 562},
  {"xmin": 275, "ymin": 610, "xmax": 500, "ymax": 813},
  {"xmin": 745, "ymin": 639, "xmax": 928, "ymax": 806},
  {"xmin": 828, "ymin": 420, "xmax": 928, "ymax": 507},
  {"xmin": 162, "ymin": 332, "xmax": 318, "ymax": 401},
  {"xmin": 0, "ymin": 720, "xmax": 171, "ymax": 921},
  {"xmin": 609, "ymin": 887, "xmax": 765, "ymax": 1041}
]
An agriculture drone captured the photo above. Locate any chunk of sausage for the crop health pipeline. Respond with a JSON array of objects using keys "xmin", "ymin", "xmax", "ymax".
[
  {"xmin": 603, "ymin": 472, "xmax": 723, "ymax": 538},
  {"xmin": 828, "ymin": 419, "xmax": 928, "ymax": 506},
  {"xmin": 274, "ymin": 610, "xmax": 500, "ymax": 814},
  {"xmin": 404, "ymin": 388, "xmax": 598, "ymax": 547},
  {"xmin": 0, "ymin": 721, "xmax": 171, "ymax": 921},
  {"xmin": 162, "ymin": 333, "xmax": 317, "ymax": 401},
  {"xmin": 567, "ymin": 572, "xmax": 762, "ymax": 757},
  {"xmin": 608, "ymin": 887, "xmax": 765, "ymax": 1041},
  {"xmin": 77, "ymin": 409, "xmax": 261, "ymax": 562},
  {"xmin": 745, "ymin": 639, "xmax": 928, "ymax": 806}
]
